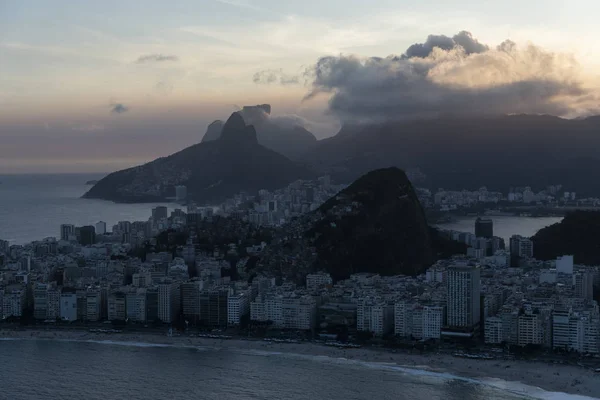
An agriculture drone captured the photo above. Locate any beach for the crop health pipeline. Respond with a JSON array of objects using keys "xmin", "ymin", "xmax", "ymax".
[{"xmin": 1, "ymin": 328, "xmax": 598, "ymax": 398}]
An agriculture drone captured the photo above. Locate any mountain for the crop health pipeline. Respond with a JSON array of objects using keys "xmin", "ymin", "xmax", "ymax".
[
  {"xmin": 202, "ymin": 104, "xmax": 317, "ymax": 160},
  {"xmin": 305, "ymin": 167, "xmax": 466, "ymax": 280},
  {"xmin": 531, "ymin": 211, "xmax": 600, "ymax": 265},
  {"xmin": 83, "ymin": 112, "xmax": 315, "ymax": 204},
  {"xmin": 302, "ymin": 115, "xmax": 600, "ymax": 195}
]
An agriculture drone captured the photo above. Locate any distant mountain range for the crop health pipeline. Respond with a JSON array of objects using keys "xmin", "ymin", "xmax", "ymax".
[
  {"xmin": 202, "ymin": 104, "xmax": 317, "ymax": 160},
  {"xmin": 83, "ymin": 112, "xmax": 315, "ymax": 203},
  {"xmin": 302, "ymin": 114, "xmax": 600, "ymax": 195},
  {"xmin": 85, "ymin": 111, "xmax": 600, "ymax": 204}
]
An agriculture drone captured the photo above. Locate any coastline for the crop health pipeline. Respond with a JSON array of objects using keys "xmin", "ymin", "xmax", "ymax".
[{"xmin": 2, "ymin": 329, "xmax": 598, "ymax": 399}]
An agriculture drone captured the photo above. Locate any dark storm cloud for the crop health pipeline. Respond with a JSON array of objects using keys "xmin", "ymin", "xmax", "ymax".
[
  {"xmin": 404, "ymin": 31, "xmax": 488, "ymax": 58},
  {"xmin": 304, "ymin": 31, "xmax": 598, "ymax": 122},
  {"xmin": 110, "ymin": 103, "xmax": 130, "ymax": 114},
  {"xmin": 253, "ymin": 69, "xmax": 300, "ymax": 85},
  {"xmin": 135, "ymin": 54, "xmax": 179, "ymax": 63}
]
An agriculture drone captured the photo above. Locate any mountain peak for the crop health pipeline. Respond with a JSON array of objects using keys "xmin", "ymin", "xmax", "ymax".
[{"xmin": 219, "ymin": 112, "xmax": 258, "ymax": 145}]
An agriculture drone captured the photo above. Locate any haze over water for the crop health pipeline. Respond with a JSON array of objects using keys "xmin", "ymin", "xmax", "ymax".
[{"xmin": 0, "ymin": 174, "xmax": 178, "ymax": 245}]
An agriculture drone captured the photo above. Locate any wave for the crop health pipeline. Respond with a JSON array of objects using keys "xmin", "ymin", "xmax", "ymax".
[
  {"xmin": 0, "ymin": 336, "xmax": 218, "ymax": 352},
  {"xmin": 237, "ymin": 349, "xmax": 598, "ymax": 400},
  {"xmin": 2, "ymin": 336, "xmax": 597, "ymax": 400}
]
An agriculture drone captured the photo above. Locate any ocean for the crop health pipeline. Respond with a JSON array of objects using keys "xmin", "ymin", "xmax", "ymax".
[
  {"xmin": 0, "ymin": 174, "xmax": 178, "ymax": 245},
  {"xmin": 0, "ymin": 173, "xmax": 562, "ymax": 245},
  {"xmin": 0, "ymin": 339, "xmax": 581, "ymax": 400},
  {"xmin": 435, "ymin": 216, "xmax": 563, "ymax": 242}
]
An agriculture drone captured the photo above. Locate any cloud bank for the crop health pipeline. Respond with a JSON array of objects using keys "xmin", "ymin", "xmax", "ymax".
[
  {"xmin": 253, "ymin": 69, "xmax": 300, "ymax": 85},
  {"xmin": 135, "ymin": 54, "xmax": 179, "ymax": 64},
  {"xmin": 305, "ymin": 31, "xmax": 599, "ymax": 122}
]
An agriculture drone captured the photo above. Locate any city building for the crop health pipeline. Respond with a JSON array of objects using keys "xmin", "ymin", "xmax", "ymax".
[
  {"xmin": 95, "ymin": 221, "xmax": 107, "ymax": 235},
  {"xmin": 158, "ymin": 281, "xmax": 181, "ymax": 323},
  {"xmin": 60, "ymin": 293, "xmax": 77, "ymax": 321},
  {"xmin": 444, "ymin": 264, "xmax": 481, "ymax": 334},
  {"xmin": 60, "ymin": 224, "xmax": 75, "ymax": 241},
  {"xmin": 227, "ymin": 292, "xmax": 249, "ymax": 326},
  {"xmin": 509, "ymin": 235, "xmax": 534, "ymax": 259},
  {"xmin": 475, "ymin": 217, "xmax": 493, "ymax": 238},
  {"xmin": 357, "ymin": 299, "xmax": 393, "ymax": 336},
  {"xmin": 79, "ymin": 225, "xmax": 96, "ymax": 246},
  {"xmin": 574, "ymin": 271, "xmax": 594, "ymax": 300},
  {"xmin": 107, "ymin": 291, "xmax": 127, "ymax": 321},
  {"xmin": 556, "ymin": 255, "xmax": 574, "ymax": 275},
  {"xmin": 199, "ymin": 288, "xmax": 228, "ymax": 327}
]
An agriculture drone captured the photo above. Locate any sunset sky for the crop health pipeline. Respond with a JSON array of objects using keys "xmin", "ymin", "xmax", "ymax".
[{"xmin": 1, "ymin": 0, "xmax": 599, "ymax": 173}]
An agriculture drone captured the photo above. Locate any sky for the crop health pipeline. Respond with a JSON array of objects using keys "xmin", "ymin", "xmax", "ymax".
[{"xmin": 1, "ymin": 0, "xmax": 599, "ymax": 173}]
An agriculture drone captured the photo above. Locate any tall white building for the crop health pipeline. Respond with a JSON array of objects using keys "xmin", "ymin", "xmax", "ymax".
[
  {"xmin": 95, "ymin": 221, "xmax": 107, "ymax": 235},
  {"xmin": 394, "ymin": 301, "xmax": 413, "ymax": 337},
  {"xmin": 2, "ymin": 286, "xmax": 26, "ymax": 318},
  {"xmin": 517, "ymin": 312, "xmax": 543, "ymax": 346},
  {"xmin": 357, "ymin": 299, "xmax": 393, "ymax": 336},
  {"xmin": 86, "ymin": 291, "xmax": 101, "ymax": 322},
  {"xmin": 60, "ymin": 293, "xmax": 78, "ymax": 321},
  {"xmin": 422, "ymin": 306, "xmax": 444, "ymax": 340},
  {"xmin": 107, "ymin": 292, "xmax": 127, "ymax": 321},
  {"xmin": 126, "ymin": 289, "xmax": 147, "ymax": 322},
  {"xmin": 556, "ymin": 255, "xmax": 574, "ymax": 274},
  {"xmin": 446, "ymin": 265, "xmax": 481, "ymax": 330},
  {"xmin": 484, "ymin": 317, "xmax": 503, "ymax": 344},
  {"xmin": 227, "ymin": 293, "xmax": 249, "ymax": 325}
]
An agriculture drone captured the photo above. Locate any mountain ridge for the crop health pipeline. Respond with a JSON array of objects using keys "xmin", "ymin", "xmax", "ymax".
[{"xmin": 83, "ymin": 112, "xmax": 316, "ymax": 204}]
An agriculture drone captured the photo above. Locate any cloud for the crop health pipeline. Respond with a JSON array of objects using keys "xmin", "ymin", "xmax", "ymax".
[
  {"xmin": 253, "ymin": 69, "xmax": 300, "ymax": 85},
  {"xmin": 110, "ymin": 103, "xmax": 129, "ymax": 114},
  {"xmin": 135, "ymin": 54, "xmax": 179, "ymax": 64},
  {"xmin": 404, "ymin": 31, "xmax": 488, "ymax": 58},
  {"xmin": 235, "ymin": 104, "xmax": 336, "ymax": 136},
  {"xmin": 304, "ymin": 31, "xmax": 599, "ymax": 122}
]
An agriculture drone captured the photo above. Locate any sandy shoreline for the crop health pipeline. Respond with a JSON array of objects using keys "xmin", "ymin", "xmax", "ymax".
[{"xmin": 1, "ymin": 329, "xmax": 599, "ymax": 399}]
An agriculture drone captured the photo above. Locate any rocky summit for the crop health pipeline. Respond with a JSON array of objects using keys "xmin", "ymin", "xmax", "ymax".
[
  {"xmin": 83, "ymin": 112, "xmax": 315, "ymax": 204},
  {"xmin": 202, "ymin": 104, "xmax": 317, "ymax": 160}
]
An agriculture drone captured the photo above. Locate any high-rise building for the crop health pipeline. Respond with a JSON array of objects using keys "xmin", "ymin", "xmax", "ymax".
[
  {"xmin": 60, "ymin": 224, "xmax": 75, "ymax": 241},
  {"xmin": 107, "ymin": 291, "xmax": 127, "ymax": 321},
  {"xmin": 152, "ymin": 206, "xmax": 168, "ymax": 221},
  {"xmin": 445, "ymin": 265, "xmax": 481, "ymax": 331},
  {"xmin": 126, "ymin": 289, "xmax": 147, "ymax": 322},
  {"xmin": 574, "ymin": 271, "xmax": 594, "ymax": 300},
  {"xmin": 357, "ymin": 298, "xmax": 393, "ymax": 336},
  {"xmin": 60, "ymin": 292, "xmax": 77, "ymax": 321},
  {"xmin": 227, "ymin": 293, "xmax": 249, "ymax": 326},
  {"xmin": 158, "ymin": 281, "xmax": 180, "ymax": 323},
  {"xmin": 199, "ymin": 288, "xmax": 229, "ymax": 327},
  {"xmin": 475, "ymin": 217, "xmax": 493, "ymax": 238},
  {"xmin": 95, "ymin": 221, "xmax": 107, "ymax": 235},
  {"xmin": 556, "ymin": 255, "xmax": 574, "ymax": 274},
  {"xmin": 145, "ymin": 288, "xmax": 159, "ymax": 322},
  {"xmin": 79, "ymin": 225, "xmax": 96, "ymax": 246},
  {"xmin": 509, "ymin": 235, "xmax": 534, "ymax": 259}
]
